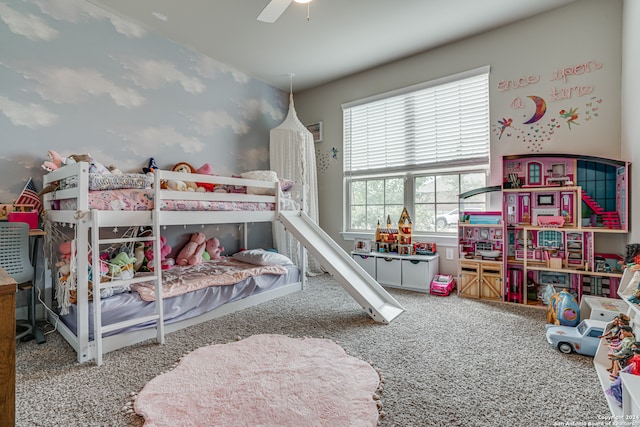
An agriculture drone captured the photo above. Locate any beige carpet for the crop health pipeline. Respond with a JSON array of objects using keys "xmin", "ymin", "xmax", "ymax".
[
  {"xmin": 132, "ymin": 334, "xmax": 381, "ymax": 427},
  {"xmin": 16, "ymin": 273, "xmax": 610, "ymax": 426}
]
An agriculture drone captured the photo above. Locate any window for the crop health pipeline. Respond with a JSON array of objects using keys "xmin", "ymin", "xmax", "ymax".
[
  {"xmin": 343, "ymin": 67, "xmax": 490, "ymax": 234},
  {"xmin": 528, "ymin": 162, "xmax": 542, "ymax": 185}
]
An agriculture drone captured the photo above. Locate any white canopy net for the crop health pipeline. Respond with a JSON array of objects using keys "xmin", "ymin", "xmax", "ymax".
[{"xmin": 269, "ymin": 94, "xmax": 322, "ymax": 274}]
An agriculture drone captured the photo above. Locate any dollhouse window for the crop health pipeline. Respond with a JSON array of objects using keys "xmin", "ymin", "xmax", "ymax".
[
  {"xmin": 538, "ymin": 230, "xmax": 562, "ymax": 249},
  {"xmin": 528, "ymin": 162, "xmax": 542, "ymax": 185}
]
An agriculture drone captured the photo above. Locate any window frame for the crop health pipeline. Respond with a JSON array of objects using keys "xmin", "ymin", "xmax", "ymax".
[
  {"xmin": 342, "ymin": 66, "xmax": 490, "ymax": 237},
  {"xmin": 345, "ymin": 168, "xmax": 489, "ymax": 235}
]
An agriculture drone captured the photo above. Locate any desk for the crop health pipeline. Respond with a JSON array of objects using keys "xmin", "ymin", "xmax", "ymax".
[
  {"xmin": 26, "ymin": 229, "xmax": 46, "ymax": 344},
  {"xmin": 0, "ymin": 268, "xmax": 16, "ymax": 426}
]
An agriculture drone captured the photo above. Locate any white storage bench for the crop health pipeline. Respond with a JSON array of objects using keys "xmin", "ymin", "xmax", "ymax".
[{"xmin": 351, "ymin": 252, "xmax": 439, "ymax": 293}]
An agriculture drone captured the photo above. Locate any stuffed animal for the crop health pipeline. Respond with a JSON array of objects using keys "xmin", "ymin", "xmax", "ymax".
[
  {"xmin": 41, "ymin": 150, "xmax": 110, "ymax": 175},
  {"xmin": 176, "ymin": 232, "xmax": 207, "ymax": 266},
  {"xmin": 203, "ymin": 237, "xmax": 224, "ymax": 261},
  {"xmin": 134, "ymin": 242, "xmax": 145, "ymax": 271},
  {"xmin": 166, "ymin": 162, "xmax": 200, "ymax": 192},
  {"xmin": 109, "ymin": 251, "xmax": 137, "ymax": 280},
  {"xmin": 42, "ymin": 151, "xmax": 92, "ymax": 172},
  {"xmin": 58, "ymin": 241, "xmax": 72, "ymax": 261},
  {"xmin": 144, "ymin": 236, "xmax": 175, "ymax": 270},
  {"xmin": 142, "ymin": 157, "xmax": 158, "ymax": 175},
  {"xmin": 195, "ymin": 163, "xmax": 217, "ymax": 192}
]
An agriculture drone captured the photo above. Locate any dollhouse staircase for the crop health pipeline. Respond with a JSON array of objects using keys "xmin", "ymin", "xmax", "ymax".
[
  {"xmin": 581, "ymin": 194, "xmax": 621, "ymax": 229},
  {"xmin": 279, "ymin": 211, "xmax": 404, "ymax": 324}
]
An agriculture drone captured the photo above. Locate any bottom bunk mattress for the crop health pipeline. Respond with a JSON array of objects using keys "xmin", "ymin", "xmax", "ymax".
[{"xmin": 59, "ymin": 261, "xmax": 300, "ymax": 339}]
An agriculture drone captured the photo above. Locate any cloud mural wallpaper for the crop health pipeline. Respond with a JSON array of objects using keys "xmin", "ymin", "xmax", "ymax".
[{"xmin": 0, "ymin": 0, "xmax": 288, "ymax": 203}]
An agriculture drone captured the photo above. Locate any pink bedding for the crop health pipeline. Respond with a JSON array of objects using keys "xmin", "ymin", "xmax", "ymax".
[
  {"xmin": 131, "ymin": 258, "xmax": 289, "ymax": 301},
  {"xmin": 59, "ymin": 188, "xmax": 276, "ymax": 211}
]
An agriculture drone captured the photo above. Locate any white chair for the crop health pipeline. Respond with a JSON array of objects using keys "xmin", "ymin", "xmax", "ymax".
[{"xmin": 0, "ymin": 222, "xmax": 35, "ymax": 340}]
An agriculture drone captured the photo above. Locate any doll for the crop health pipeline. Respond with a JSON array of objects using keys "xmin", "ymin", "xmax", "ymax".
[
  {"xmin": 599, "ymin": 313, "xmax": 631, "ymax": 343},
  {"xmin": 610, "ymin": 341, "xmax": 640, "ymax": 379},
  {"xmin": 607, "ymin": 326, "xmax": 636, "ymax": 376}
]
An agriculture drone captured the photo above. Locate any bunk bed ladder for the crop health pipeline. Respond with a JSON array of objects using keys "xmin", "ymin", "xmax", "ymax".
[{"xmin": 91, "ymin": 210, "xmax": 164, "ymax": 365}]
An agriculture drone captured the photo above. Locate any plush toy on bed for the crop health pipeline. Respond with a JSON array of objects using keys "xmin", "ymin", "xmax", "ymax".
[
  {"xmin": 142, "ymin": 157, "xmax": 158, "ymax": 175},
  {"xmin": 166, "ymin": 162, "xmax": 202, "ymax": 192},
  {"xmin": 203, "ymin": 237, "xmax": 224, "ymax": 261},
  {"xmin": 41, "ymin": 150, "xmax": 92, "ymax": 172},
  {"xmin": 144, "ymin": 236, "xmax": 175, "ymax": 270},
  {"xmin": 194, "ymin": 163, "xmax": 219, "ymax": 192},
  {"xmin": 41, "ymin": 150, "xmax": 112, "ymax": 175},
  {"xmin": 108, "ymin": 251, "xmax": 137, "ymax": 280},
  {"xmin": 176, "ymin": 232, "xmax": 207, "ymax": 266}
]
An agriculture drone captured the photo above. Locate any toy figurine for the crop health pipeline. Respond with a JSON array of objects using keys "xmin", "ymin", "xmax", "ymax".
[
  {"xmin": 608, "ymin": 344, "xmax": 640, "ymax": 405},
  {"xmin": 599, "ymin": 314, "xmax": 631, "ymax": 343},
  {"xmin": 607, "ymin": 326, "xmax": 635, "ymax": 377},
  {"xmin": 629, "ymin": 289, "xmax": 640, "ymax": 305}
]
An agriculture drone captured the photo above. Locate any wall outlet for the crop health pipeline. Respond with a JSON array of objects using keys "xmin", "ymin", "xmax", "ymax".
[{"xmin": 446, "ymin": 248, "xmax": 454, "ymax": 260}]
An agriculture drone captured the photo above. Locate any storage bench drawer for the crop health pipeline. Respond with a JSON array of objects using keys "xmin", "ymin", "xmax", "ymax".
[
  {"xmin": 376, "ymin": 257, "xmax": 402, "ymax": 287},
  {"xmin": 352, "ymin": 254, "xmax": 376, "ymax": 279},
  {"xmin": 402, "ymin": 259, "xmax": 432, "ymax": 291}
]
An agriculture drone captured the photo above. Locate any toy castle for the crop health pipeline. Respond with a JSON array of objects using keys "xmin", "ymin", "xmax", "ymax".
[{"xmin": 375, "ymin": 207, "xmax": 413, "ymax": 254}]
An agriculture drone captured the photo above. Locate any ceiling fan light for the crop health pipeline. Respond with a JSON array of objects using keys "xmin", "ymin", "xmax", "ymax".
[{"xmin": 294, "ymin": 0, "xmax": 311, "ymax": 3}]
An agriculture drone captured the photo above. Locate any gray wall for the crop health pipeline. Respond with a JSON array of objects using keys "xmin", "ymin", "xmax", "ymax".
[{"xmin": 294, "ymin": 0, "xmax": 632, "ymax": 275}]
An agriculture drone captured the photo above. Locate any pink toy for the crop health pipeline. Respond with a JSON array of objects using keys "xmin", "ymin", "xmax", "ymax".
[
  {"xmin": 430, "ymin": 274, "xmax": 456, "ymax": 296},
  {"xmin": 176, "ymin": 233, "xmax": 207, "ymax": 266},
  {"xmin": 205, "ymin": 237, "xmax": 224, "ymax": 260},
  {"xmin": 195, "ymin": 163, "xmax": 219, "ymax": 192},
  {"xmin": 58, "ymin": 241, "xmax": 72, "ymax": 261},
  {"xmin": 42, "ymin": 150, "xmax": 66, "ymax": 172},
  {"xmin": 146, "ymin": 236, "xmax": 175, "ymax": 270}
]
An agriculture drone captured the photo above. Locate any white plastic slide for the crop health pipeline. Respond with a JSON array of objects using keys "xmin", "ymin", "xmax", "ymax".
[{"xmin": 278, "ymin": 211, "xmax": 404, "ymax": 324}]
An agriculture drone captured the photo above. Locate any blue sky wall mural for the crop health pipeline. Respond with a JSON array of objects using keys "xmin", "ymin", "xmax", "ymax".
[{"xmin": 0, "ymin": 0, "xmax": 288, "ymax": 203}]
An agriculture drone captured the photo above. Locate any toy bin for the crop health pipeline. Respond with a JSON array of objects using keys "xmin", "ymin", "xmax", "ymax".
[
  {"xmin": 352, "ymin": 254, "xmax": 376, "ymax": 278},
  {"xmin": 8, "ymin": 211, "xmax": 39, "ymax": 229}
]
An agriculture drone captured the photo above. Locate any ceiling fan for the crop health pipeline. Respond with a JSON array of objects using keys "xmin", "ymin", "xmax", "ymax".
[{"xmin": 257, "ymin": 0, "xmax": 311, "ymax": 23}]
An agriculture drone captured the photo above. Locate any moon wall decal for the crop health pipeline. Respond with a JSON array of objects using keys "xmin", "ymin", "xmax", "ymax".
[{"xmin": 523, "ymin": 95, "xmax": 547, "ymax": 124}]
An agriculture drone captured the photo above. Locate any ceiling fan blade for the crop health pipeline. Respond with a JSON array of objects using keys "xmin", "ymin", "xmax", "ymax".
[{"xmin": 257, "ymin": 0, "xmax": 293, "ymax": 23}]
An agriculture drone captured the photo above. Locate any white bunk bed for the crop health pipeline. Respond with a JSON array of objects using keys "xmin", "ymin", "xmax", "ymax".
[{"xmin": 42, "ymin": 162, "xmax": 305, "ymax": 364}]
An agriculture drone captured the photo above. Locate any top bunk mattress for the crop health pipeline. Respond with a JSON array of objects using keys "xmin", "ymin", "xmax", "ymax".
[{"xmin": 56, "ymin": 188, "xmax": 299, "ymax": 212}]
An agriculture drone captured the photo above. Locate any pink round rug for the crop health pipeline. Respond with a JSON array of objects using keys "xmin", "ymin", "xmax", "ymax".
[{"xmin": 134, "ymin": 334, "xmax": 381, "ymax": 426}]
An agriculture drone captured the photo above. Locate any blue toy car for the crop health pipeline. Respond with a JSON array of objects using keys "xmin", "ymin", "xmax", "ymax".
[{"xmin": 545, "ymin": 318, "xmax": 609, "ymax": 356}]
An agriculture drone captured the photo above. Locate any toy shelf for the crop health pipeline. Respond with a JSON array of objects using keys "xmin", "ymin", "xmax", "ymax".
[
  {"xmin": 590, "ymin": 270, "xmax": 640, "ymax": 421},
  {"xmin": 526, "ymin": 265, "xmax": 622, "ymax": 278},
  {"xmin": 594, "ymin": 340, "xmax": 624, "ymax": 418}
]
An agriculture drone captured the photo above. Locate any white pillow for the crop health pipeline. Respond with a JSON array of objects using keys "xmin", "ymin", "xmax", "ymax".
[
  {"xmin": 232, "ymin": 249, "xmax": 293, "ymax": 266},
  {"xmin": 241, "ymin": 170, "xmax": 279, "ymax": 195}
]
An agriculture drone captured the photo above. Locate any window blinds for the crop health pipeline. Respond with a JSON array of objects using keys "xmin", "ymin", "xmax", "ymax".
[{"xmin": 343, "ymin": 66, "xmax": 490, "ymax": 176}]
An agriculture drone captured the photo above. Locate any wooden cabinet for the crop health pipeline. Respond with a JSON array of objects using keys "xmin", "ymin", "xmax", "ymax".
[
  {"xmin": 458, "ymin": 260, "xmax": 502, "ymax": 301},
  {"xmin": 351, "ymin": 252, "xmax": 439, "ymax": 293},
  {"xmin": 458, "ymin": 260, "xmax": 480, "ymax": 298},
  {"xmin": 0, "ymin": 268, "xmax": 16, "ymax": 427},
  {"xmin": 480, "ymin": 263, "xmax": 503, "ymax": 300}
]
